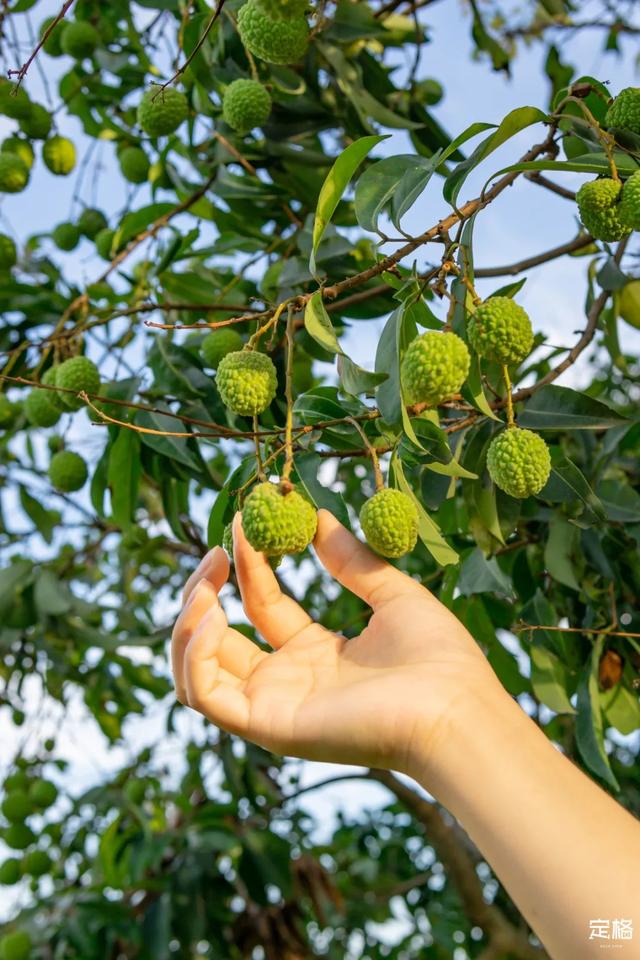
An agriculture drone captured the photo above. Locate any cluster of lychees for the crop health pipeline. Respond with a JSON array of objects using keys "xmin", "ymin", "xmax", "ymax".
[{"xmin": 576, "ymin": 87, "xmax": 640, "ymax": 239}]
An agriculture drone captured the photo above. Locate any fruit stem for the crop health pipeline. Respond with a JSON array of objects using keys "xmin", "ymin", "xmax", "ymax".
[
  {"xmin": 348, "ymin": 417, "xmax": 385, "ymax": 492},
  {"xmin": 248, "ymin": 298, "xmax": 290, "ymax": 348},
  {"xmin": 282, "ymin": 305, "xmax": 295, "ymax": 482},
  {"xmin": 502, "ymin": 364, "xmax": 515, "ymax": 427},
  {"xmin": 253, "ymin": 414, "xmax": 266, "ymax": 481}
]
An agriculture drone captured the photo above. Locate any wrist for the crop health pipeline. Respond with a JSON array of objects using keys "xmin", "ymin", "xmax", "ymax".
[{"xmin": 405, "ymin": 677, "xmax": 525, "ymax": 809}]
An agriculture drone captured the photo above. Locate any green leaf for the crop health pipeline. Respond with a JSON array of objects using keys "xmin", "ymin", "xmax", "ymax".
[
  {"xmin": 134, "ymin": 411, "xmax": 201, "ymax": 470},
  {"xmin": 544, "ymin": 517, "xmax": 581, "ymax": 591},
  {"xmin": 34, "ymin": 570, "xmax": 72, "ymax": 617},
  {"xmin": 354, "ymin": 155, "xmax": 436, "ymax": 233},
  {"xmin": 601, "ymin": 684, "xmax": 640, "ymax": 736},
  {"xmin": 304, "ymin": 292, "xmax": 342, "ymax": 354},
  {"xmin": 519, "ymin": 385, "xmax": 627, "ymax": 430},
  {"xmin": 458, "ymin": 547, "xmax": 513, "ymax": 597},
  {"xmin": 596, "ymin": 480, "xmax": 640, "ymax": 523},
  {"xmin": 295, "ymin": 453, "xmax": 350, "ymax": 528},
  {"xmin": 108, "ymin": 430, "xmax": 141, "ymax": 530},
  {"xmin": 444, "ymin": 106, "xmax": 548, "ymax": 206},
  {"xmin": 392, "ymin": 455, "xmax": 458, "ymax": 566},
  {"xmin": 375, "ymin": 305, "xmax": 404, "ymax": 426},
  {"xmin": 112, "ymin": 203, "xmax": 175, "ymax": 251},
  {"xmin": 540, "ymin": 455, "xmax": 606, "ymax": 522},
  {"xmin": 575, "ymin": 637, "xmax": 619, "ymax": 790},
  {"xmin": 19, "ymin": 486, "xmax": 58, "ymax": 544},
  {"xmin": 337, "ymin": 354, "xmax": 387, "ymax": 395},
  {"xmin": 310, "ymin": 135, "xmax": 386, "ymax": 275},
  {"xmin": 461, "ymin": 356, "xmax": 501, "ymax": 421},
  {"xmin": 530, "ymin": 645, "xmax": 576, "ymax": 714}
]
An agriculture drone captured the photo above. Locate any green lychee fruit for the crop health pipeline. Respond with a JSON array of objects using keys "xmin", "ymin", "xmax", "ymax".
[
  {"xmin": 242, "ymin": 481, "xmax": 317, "ymax": 556},
  {"xmin": 22, "ymin": 849, "xmax": 51, "ymax": 878},
  {"xmin": 216, "ymin": 349, "xmax": 277, "ymax": 416},
  {"xmin": 605, "ymin": 87, "xmax": 640, "ymax": 134},
  {"xmin": 42, "ymin": 136, "xmax": 76, "ymax": 176},
  {"xmin": 40, "ymin": 16, "xmax": 65, "ymax": 57},
  {"xmin": 95, "ymin": 227, "xmax": 115, "ymax": 260},
  {"xmin": 3, "ymin": 823, "xmax": 35, "ymax": 850},
  {"xmin": 223, "ymin": 519, "xmax": 282, "ymax": 568},
  {"xmin": 467, "ymin": 296, "xmax": 534, "ymax": 366},
  {"xmin": 77, "ymin": 207, "xmax": 107, "ymax": 240},
  {"xmin": 28, "ymin": 779, "xmax": 57, "ymax": 809},
  {"xmin": 576, "ymin": 177, "xmax": 629, "ymax": 242},
  {"xmin": 19, "ymin": 104, "xmax": 52, "ymax": 140},
  {"xmin": 359, "ymin": 488, "xmax": 419, "ymax": 559},
  {"xmin": 0, "ymin": 234, "xmax": 17, "ymax": 269},
  {"xmin": 0, "ymin": 154, "xmax": 29, "ymax": 193},
  {"xmin": 1, "ymin": 137, "xmax": 34, "ymax": 170},
  {"xmin": 42, "ymin": 366, "xmax": 66, "ymax": 412},
  {"xmin": 60, "ymin": 20, "xmax": 99, "ymax": 59},
  {"xmin": 619, "ymin": 170, "xmax": 640, "ymax": 230},
  {"xmin": 222, "ymin": 79, "xmax": 272, "ymax": 134},
  {"xmin": 401, "ymin": 330, "xmax": 470, "ymax": 406},
  {"xmin": 3, "ymin": 772, "xmax": 28, "ymax": 793},
  {"xmin": 119, "ymin": 146, "xmax": 150, "ymax": 184},
  {"xmin": 0, "ymin": 81, "xmax": 32, "ymax": 120},
  {"xmin": 255, "ymin": 0, "xmax": 309, "ymax": 18},
  {"xmin": 24, "ymin": 388, "xmax": 61, "ymax": 428},
  {"xmin": 1, "ymin": 791, "xmax": 31, "ymax": 824},
  {"xmin": 0, "ymin": 858, "xmax": 21, "ymax": 886},
  {"xmin": 486, "ymin": 427, "xmax": 551, "ymax": 499},
  {"xmin": 48, "ymin": 450, "xmax": 88, "ymax": 492},
  {"xmin": 137, "ymin": 87, "xmax": 188, "ymax": 137},
  {"xmin": 0, "ymin": 930, "xmax": 32, "ymax": 960},
  {"xmin": 617, "ymin": 279, "xmax": 640, "ymax": 328},
  {"xmin": 56, "ymin": 356, "xmax": 100, "ymax": 410},
  {"xmin": 201, "ymin": 328, "xmax": 244, "ymax": 368},
  {"xmin": 237, "ymin": 0, "xmax": 309, "ymax": 64},
  {"xmin": 52, "ymin": 222, "xmax": 80, "ymax": 251},
  {"xmin": 0, "ymin": 395, "xmax": 18, "ymax": 428}
]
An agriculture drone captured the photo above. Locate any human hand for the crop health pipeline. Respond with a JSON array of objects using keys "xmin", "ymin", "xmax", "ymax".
[{"xmin": 171, "ymin": 511, "xmax": 505, "ymax": 779}]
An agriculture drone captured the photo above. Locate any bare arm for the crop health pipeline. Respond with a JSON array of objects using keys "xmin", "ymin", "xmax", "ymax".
[{"xmin": 172, "ymin": 510, "xmax": 640, "ymax": 959}]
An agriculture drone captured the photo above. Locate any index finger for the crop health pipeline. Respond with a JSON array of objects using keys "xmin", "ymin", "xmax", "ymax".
[{"xmin": 182, "ymin": 546, "xmax": 230, "ymax": 606}]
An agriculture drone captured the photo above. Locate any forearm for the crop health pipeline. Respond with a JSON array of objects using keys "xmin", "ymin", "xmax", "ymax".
[{"xmin": 410, "ymin": 683, "xmax": 640, "ymax": 959}]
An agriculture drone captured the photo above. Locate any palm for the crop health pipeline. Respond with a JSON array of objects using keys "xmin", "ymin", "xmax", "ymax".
[{"xmin": 173, "ymin": 510, "xmax": 493, "ymax": 772}]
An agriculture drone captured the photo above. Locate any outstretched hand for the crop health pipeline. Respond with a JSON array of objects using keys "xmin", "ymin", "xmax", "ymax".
[{"xmin": 171, "ymin": 511, "xmax": 501, "ymax": 777}]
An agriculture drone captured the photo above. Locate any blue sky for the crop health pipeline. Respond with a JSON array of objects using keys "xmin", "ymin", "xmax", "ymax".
[{"xmin": 1, "ymin": 1, "xmax": 639, "ymax": 942}]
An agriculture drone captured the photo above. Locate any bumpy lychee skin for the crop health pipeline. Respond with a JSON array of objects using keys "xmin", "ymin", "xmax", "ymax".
[
  {"xmin": 78, "ymin": 207, "xmax": 107, "ymax": 240},
  {"xmin": 255, "ymin": 0, "xmax": 309, "ymax": 17},
  {"xmin": 42, "ymin": 366, "xmax": 66, "ymax": 412},
  {"xmin": 238, "ymin": 0, "xmax": 309, "ymax": 64},
  {"xmin": 0, "ymin": 154, "xmax": 29, "ymax": 193},
  {"xmin": 467, "ymin": 296, "xmax": 534, "ymax": 366},
  {"xmin": 0, "ymin": 233, "xmax": 16, "ymax": 269},
  {"xmin": 48, "ymin": 450, "xmax": 88, "ymax": 492},
  {"xmin": 29, "ymin": 779, "xmax": 57, "ymax": 809},
  {"xmin": 576, "ymin": 178, "xmax": 629, "ymax": 242},
  {"xmin": 137, "ymin": 88, "xmax": 188, "ymax": 137},
  {"xmin": 52, "ymin": 222, "xmax": 80, "ymax": 251},
  {"xmin": 486, "ymin": 427, "xmax": 551, "ymax": 499},
  {"xmin": 222, "ymin": 79, "xmax": 272, "ymax": 134},
  {"xmin": 60, "ymin": 20, "xmax": 99, "ymax": 59},
  {"xmin": 359, "ymin": 488, "xmax": 419, "ymax": 559},
  {"xmin": 216, "ymin": 350, "xmax": 277, "ymax": 415},
  {"xmin": 619, "ymin": 170, "xmax": 640, "ymax": 230},
  {"xmin": 1, "ymin": 790, "xmax": 31, "ymax": 823},
  {"xmin": 223, "ymin": 519, "xmax": 282, "ymax": 568},
  {"xmin": 56, "ymin": 356, "xmax": 101, "ymax": 410},
  {"xmin": 119, "ymin": 146, "xmax": 150, "ymax": 184},
  {"xmin": 242, "ymin": 482, "xmax": 317, "ymax": 556},
  {"xmin": 401, "ymin": 331, "xmax": 470, "ymax": 406},
  {"xmin": 23, "ymin": 849, "xmax": 52, "ymax": 878},
  {"xmin": 25, "ymin": 388, "xmax": 61, "ymax": 428},
  {"xmin": 42, "ymin": 135, "xmax": 76, "ymax": 176},
  {"xmin": 19, "ymin": 103, "xmax": 52, "ymax": 140},
  {"xmin": 201, "ymin": 328, "xmax": 244, "ymax": 369},
  {"xmin": 605, "ymin": 87, "xmax": 640, "ymax": 134}
]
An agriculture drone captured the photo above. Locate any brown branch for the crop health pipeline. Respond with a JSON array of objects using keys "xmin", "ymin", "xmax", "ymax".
[
  {"xmin": 7, "ymin": 0, "xmax": 77, "ymax": 89},
  {"xmin": 368, "ymin": 769, "xmax": 547, "ymax": 960},
  {"xmin": 515, "ymin": 624, "xmax": 640, "ymax": 640},
  {"xmin": 524, "ymin": 172, "xmax": 577, "ymax": 202},
  {"xmin": 474, "ymin": 233, "xmax": 593, "ymax": 278},
  {"xmin": 158, "ymin": 0, "xmax": 227, "ymax": 93}
]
